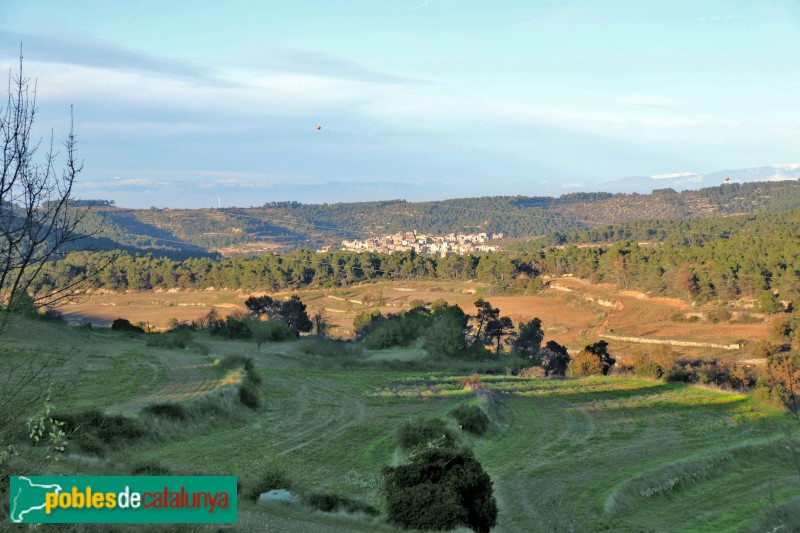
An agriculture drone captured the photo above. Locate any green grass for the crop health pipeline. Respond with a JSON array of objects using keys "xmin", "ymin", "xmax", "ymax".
[
  {"xmin": 4, "ymin": 318, "xmax": 800, "ymax": 531},
  {"xmin": 363, "ymin": 346, "xmax": 427, "ymax": 361}
]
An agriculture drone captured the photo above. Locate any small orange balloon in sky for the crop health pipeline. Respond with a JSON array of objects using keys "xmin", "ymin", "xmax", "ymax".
[{"xmin": 725, "ymin": 176, "xmax": 730, "ymax": 182}]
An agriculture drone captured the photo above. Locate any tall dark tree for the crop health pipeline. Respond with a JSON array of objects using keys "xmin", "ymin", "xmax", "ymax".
[
  {"xmin": 244, "ymin": 295, "xmax": 277, "ymax": 317},
  {"xmin": 540, "ymin": 340, "xmax": 570, "ymax": 377},
  {"xmin": 512, "ymin": 318, "xmax": 544, "ymax": 358},
  {"xmin": 584, "ymin": 340, "xmax": 615, "ymax": 375},
  {"xmin": 472, "ymin": 298, "xmax": 499, "ymax": 346},
  {"xmin": 275, "ymin": 295, "xmax": 313, "ymax": 335},
  {"xmin": 312, "ymin": 307, "xmax": 332, "ymax": 336},
  {"xmin": 245, "ymin": 294, "xmax": 312, "ymax": 336},
  {"xmin": 484, "ymin": 315, "xmax": 514, "ymax": 353}
]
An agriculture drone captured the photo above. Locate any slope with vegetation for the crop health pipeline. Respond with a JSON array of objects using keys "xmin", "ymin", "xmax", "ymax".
[
  {"xmin": 3, "ymin": 303, "xmax": 800, "ymax": 531},
  {"xmin": 68, "ymin": 180, "xmax": 800, "ymax": 254}
]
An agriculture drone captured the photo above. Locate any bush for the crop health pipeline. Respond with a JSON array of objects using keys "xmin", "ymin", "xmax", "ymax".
[
  {"xmin": 110, "ymin": 318, "xmax": 144, "ymax": 333},
  {"xmin": 303, "ymin": 492, "xmax": 379, "ymax": 516},
  {"xmin": 665, "ymin": 367, "xmax": 693, "ymax": 383},
  {"xmin": 458, "ymin": 373, "xmax": 485, "ymax": 391},
  {"xmin": 671, "ymin": 313, "xmax": 700, "ymax": 323},
  {"xmin": 363, "ymin": 311, "xmax": 432, "ymax": 349},
  {"xmin": 56, "ymin": 410, "xmax": 147, "ymax": 455},
  {"xmin": 298, "ymin": 339, "xmax": 362, "ymax": 358},
  {"xmin": 383, "ymin": 446, "xmax": 498, "ymax": 533},
  {"xmin": 248, "ymin": 319, "xmax": 294, "ymax": 349},
  {"xmin": 752, "ymin": 340, "xmax": 780, "ymax": 360},
  {"xmin": 353, "ymin": 310, "xmax": 384, "ymax": 340},
  {"xmin": 757, "ymin": 290, "xmax": 781, "ymax": 314},
  {"xmin": 518, "ymin": 366, "xmax": 545, "ymax": 378},
  {"xmin": 217, "ymin": 354, "xmax": 251, "ymax": 372},
  {"xmin": 208, "ymin": 312, "xmax": 252, "ymax": 339},
  {"xmin": 734, "ymin": 312, "xmax": 762, "ymax": 324},
  {"xmin": 130, "ymin": 460, "xmax": 171, "ymax": 476},
  {"xmin": 239, "ymin": 382, "xmax": 263, "ymax": 409},
  {"xmin": 567, "ymin": 350, "xmax": 605, "ymax": 377},
  {"xmin": 248, "ymin": 467, "xmax": 293, "ymax": 501},
  {"xmin": 146, "ymin": 329, "xmax": 192, "ymax": 349},
  {"xmin": 397, "ymin": 418, "xmax": 458, "ymax": 452},
  {"xmin": 423, "ymin": 317, "xmax": 468, "ymax": 358},
  {"xmin": 41, "ymin": 308, "xmax": 66, "ymax": 323},
  {"xmin": 141, "ymin": 402, "xmax": 188, "ymax": 421},
  {"xmin": 450, "ymin": 404, "xmax": 490, "ymax": 436},
  {"xmin": 634, "ymin": 362, "xmax": 664, "ymax": 379},
  {"xmin": 706, "ymin": 309, "xmax": 731, "ymax": 324}
]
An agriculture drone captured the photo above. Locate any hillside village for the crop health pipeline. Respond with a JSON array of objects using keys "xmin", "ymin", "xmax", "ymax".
[{"xmin": 336, "ymin": 230, "xmax": 504, "ymax": 256}]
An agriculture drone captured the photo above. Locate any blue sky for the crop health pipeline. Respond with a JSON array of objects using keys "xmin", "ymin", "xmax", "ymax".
[{"xmin": 2, "ymin": 1, "xmax": 799, "ymax": 207}]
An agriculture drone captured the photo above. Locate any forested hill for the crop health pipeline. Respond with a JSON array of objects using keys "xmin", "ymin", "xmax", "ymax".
[{"xmin": 75, "ymin": 180, "xmax": 800, "ymax": 255}]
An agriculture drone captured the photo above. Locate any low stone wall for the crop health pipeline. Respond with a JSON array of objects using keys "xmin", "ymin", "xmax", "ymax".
[{"xmin": 602, "ymin": 333, "xmax": 740, "ymax": 351}]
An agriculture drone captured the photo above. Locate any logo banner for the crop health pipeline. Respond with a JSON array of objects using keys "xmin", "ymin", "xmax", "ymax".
[{"xmin": 9, "ymin": 476, "xmax": 237, "ymax": 524}]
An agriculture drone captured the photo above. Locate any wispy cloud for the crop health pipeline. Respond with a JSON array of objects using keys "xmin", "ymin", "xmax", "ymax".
[
  {"xmin": 245, "ymin": 45, "xmax": 432, "ymax": 85},
  {"xmin": 1, "ymin": 31, "xmax": 229, "ymax": 85}
]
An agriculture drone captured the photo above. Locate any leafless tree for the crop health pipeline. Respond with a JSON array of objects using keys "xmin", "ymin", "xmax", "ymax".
[
  {"xmin": 1, "ymin": 54, "xmax": 92, "ymax": 330},
  {"xmin": 0, "ymin": 55, "xmax": 94, "ymax": 500}
]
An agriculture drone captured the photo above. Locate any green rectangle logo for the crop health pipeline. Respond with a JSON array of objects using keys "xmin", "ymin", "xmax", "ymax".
[{"xmin": 9, "ymin": 476, "xmax": 237, "ymax": 524}]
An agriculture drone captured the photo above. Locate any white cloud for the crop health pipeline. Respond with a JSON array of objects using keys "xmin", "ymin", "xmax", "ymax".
[{"xmin": 650, "ymin": 172, "xmax": 697, "ymax": 180}]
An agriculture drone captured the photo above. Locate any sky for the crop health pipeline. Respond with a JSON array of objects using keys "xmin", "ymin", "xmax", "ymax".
[{"xmin": 2, "ymin": 1, "xmax": 800, "ymax": 208}]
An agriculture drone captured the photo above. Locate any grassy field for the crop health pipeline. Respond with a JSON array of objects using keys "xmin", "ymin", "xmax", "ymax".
[{"xmin": 4, "ymin": 317, "xmax": 798, "ymax": 532}]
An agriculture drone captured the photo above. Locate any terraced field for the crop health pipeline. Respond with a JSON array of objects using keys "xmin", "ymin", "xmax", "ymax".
[{"xmin": 5, "ymin": 319, "xmax": 798, "ymax": 531}]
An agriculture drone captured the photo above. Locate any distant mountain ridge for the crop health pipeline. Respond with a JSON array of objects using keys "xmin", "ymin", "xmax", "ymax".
[
  {"xmin": 600, "ymin": 163, "xmax": 800, "ymax": 194},
  {"xmin": 73, "ymin": 174, "xmax": 800, "ymax": 257}
]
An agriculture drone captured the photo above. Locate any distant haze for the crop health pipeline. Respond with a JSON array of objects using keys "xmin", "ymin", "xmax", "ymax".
[{"xmin": 73, "ymin": 164, "xmax": 800, "ymax": 208}]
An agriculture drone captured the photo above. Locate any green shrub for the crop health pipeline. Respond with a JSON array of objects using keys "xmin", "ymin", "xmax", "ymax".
[
  {"xmin": 734, "ymin": 313, "xmax": 762, "ymax": 324},
  {"xmin": 706, "ymin": 309, "xmax": 731, "ymax": 324},
  {"xmin": 110, "ymin": 318, "xmax": 144, "ymax": 333},
  {"xmin": 397, "ymin": 418, "xmax": 458, "ymax": 452},
  {"xmin": 217, "ymin": 354, "xmax": 250, "ymax": 372},
  {"xmin": 41, "ymin": 308, "xmax": 66, "ymax": 323},
  {"xmin": 209, "ymin": 313, "xmax": 252, "ymax": 339},
  {"xmin": 248, "ymin": 319, "xmax": 293, "ymax": 349},
  {"xmin": 518, "ymin": 366, "xmax": 545, "ymax": 378},
  {"xmin": 130, "ymin": 460, "xmax": 171, "ymax": 475},
  {"xmin": 665, "ymin": 367, "xmax": 693, "ymax": 383},
  {"xmin": 671, "ymin": 313, "xmax": 700, "ymax": 323},
  {"xmin": 248, "ymin": 467, "xmax": 293, "ymax": 501},
  {"xmin": 78, "ymin": 433, "xmax": 107, "ymax": 456},
  {"xmin": 146, "ymin": 329, "xmax": 192, "ymax": 349},
  {"xmin": 141, "ymin": 402, "xmax": 188, "ymax": 421},
  {"xmin": 383, "ymin": 446, "xmax": 497, "ymax": 533},
  {"xmin": 363, "ymin": 311, "xmax": 432, "ymax": 349},
  {"xmin": 634, "ymin": 362, "xmax": 664, "ymax": 379},
  {"xmin": 298, "ymin": 339, "xmax": 363, "ymax": 358},
  {"xmin": 450, "ymin": 404, "xmax": 490, "ymax": 436},
  {"xmin": 757, "ymin": 290, "xmax": 781, "ymax": 313},
  {"xmin": 303, "ymin": 492, "xmax": 379, "ymax": 516},
  {"xmin": 239, "ymin": 382, "xmax": 262, "ymax": 409},
  {"xmin": 55, "ymin": 410, "xmax": 147, "ymax": 455}
]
